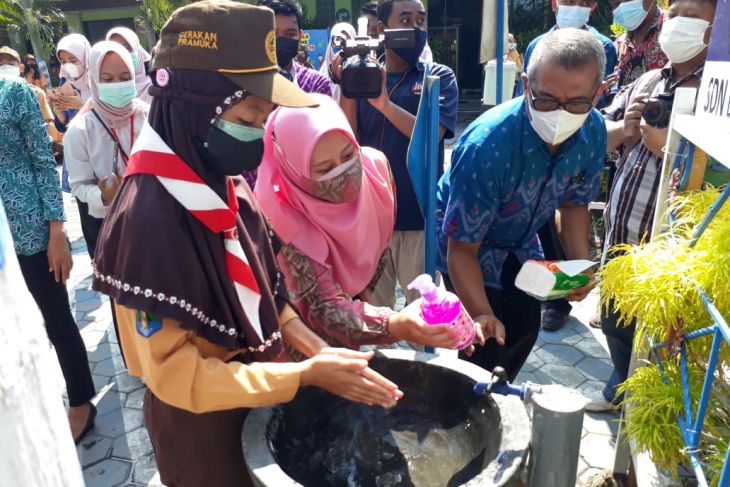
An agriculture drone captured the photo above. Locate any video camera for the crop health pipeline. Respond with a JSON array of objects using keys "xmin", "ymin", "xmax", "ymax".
[{"xmin": 335, "ymin": 18, "xmax": 416, "ymax": 99}]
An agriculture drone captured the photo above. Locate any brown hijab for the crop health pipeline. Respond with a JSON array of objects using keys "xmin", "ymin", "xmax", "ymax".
[{"xmin": 92, "ymin": 69, "xmax": 286, "ymax": 361}]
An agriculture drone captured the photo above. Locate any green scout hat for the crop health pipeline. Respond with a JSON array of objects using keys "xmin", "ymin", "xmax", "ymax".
[
  {"xmin": 154, "ymin": 0, "xmax": 314, "ymax": 107},
  {"xmin": 0, "ymin": 46, "xmax": 21, "ymax": 63}
]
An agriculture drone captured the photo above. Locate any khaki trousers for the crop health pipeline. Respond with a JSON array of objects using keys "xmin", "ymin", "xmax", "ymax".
[{"xmin": 371, "ymin": 230, "xmax": 426, "ymax": 309}]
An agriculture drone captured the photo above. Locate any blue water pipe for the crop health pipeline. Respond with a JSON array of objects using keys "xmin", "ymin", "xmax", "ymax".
[
  {"xmin": 472, "ymin": 366, "xmax": 541, "ymax": 401},
  {"xmin": 495, "ymin": 0, "xmax": 505, "ymax": 105},
  {"xmin": 424, "ymin": 71, "xmax": 440, "ymax": 279},
  {"xmin": 474, "ymin": 380, "xmax": 527, "ymax": 400}
]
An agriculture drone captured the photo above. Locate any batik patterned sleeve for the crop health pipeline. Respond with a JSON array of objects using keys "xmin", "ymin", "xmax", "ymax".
[
  {"xmin": 441, "ymin": 140, "xmax": 503, "ymax": 245},
  {"xmin": 314, "ymin": 75, "xmax": 333, "ymax": 96},
  {"xmin": 278, "ymin": 244, "xmax": 397, "ymax": 349},
  {"xmin": 18, "ymin": 83, "xmax": 64, "ymax": 222}
]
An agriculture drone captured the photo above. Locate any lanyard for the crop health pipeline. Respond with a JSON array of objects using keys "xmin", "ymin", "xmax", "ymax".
[
  {"xmin": 378, "ymin": 68, "xmax": 411, "ymax": 149},
  {"xmin": 109, "ymin": 116, "xmax": 135, "ymax": 167},
  {"xmin": 667, "ymin": 66, "xmax": 704, "ymax": 93}
]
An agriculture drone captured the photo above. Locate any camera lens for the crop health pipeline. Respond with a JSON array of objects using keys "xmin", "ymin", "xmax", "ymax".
[
  {"xmin": 642, "ymin": 99, "xmax": 670, "ymax": 128},
  {"xmin": 342, "ymin": 58, "xmax": 383, "ymax": 99}
]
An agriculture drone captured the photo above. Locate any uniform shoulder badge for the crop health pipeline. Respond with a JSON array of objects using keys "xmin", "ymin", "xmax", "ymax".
[{"xmin": 136, "ymin": 310, "xmax": 163, "ymax": 338}]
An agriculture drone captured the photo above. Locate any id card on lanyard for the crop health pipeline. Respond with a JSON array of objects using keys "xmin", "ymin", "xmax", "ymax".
[
  {"xmin": 109, "ymin": 116, "xmax": 135, "ymax": 173},
  {"xmin": 91, "ymin": 109, "xmax": 134, "ymax": 175}
]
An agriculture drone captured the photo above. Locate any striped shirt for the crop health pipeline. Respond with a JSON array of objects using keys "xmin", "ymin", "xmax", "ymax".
[
  {"xmin": 290, "ymin": 62, "xmax": 332, "ymax": 97},
  {"xmin": 603, "ymin": 66, "xmax": 702, "ymax": 250}
]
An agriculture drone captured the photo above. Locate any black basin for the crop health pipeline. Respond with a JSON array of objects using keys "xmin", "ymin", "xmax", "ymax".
[{"xmin": 242, "ymin": 350, "xmax": 530, "ymax": 487}]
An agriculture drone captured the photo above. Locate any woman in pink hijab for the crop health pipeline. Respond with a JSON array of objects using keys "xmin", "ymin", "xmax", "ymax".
[
  {"xmin": 256, "ymin": 94, "xmax": 457, "ymax": 354},
  {"xmin": 106, "ymin": 27, "xmax": 153, "ymax": 104}
]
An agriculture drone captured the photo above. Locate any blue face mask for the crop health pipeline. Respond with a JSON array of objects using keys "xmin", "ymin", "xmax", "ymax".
[
  {"xmin": 98, "ymin": 80, "xmax": 137, "ymax": 108},
  {"xmin": 392, "ymin": 29, "xmax": 428, "ymax": 65},
  {"xmin": 613, "ymin": 0, "xmax": 648, "ymax": 31},
  {"xmin": 556, "ymin": 5, "xmax": 592, "ymax": 29},
  {"xmin": 130, "ymin": 51, "xmax": 141, "ymax": 70}
]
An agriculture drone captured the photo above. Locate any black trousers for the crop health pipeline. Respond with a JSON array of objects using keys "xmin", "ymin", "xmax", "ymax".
[
  {"xmin": 446, "ymin": 254, "xmax": 541, "ymax": 381},
  {"xmin": 74, "ymin": 199, "xmax": 125, "ymax": 366},
  {"xmin": 537, "ymin": 216, "xmax": 573, "ymax": 316},
  {"xmin": 17, "ymin": 251, "xmax": 95, "ymax": 407},
  {"xmin": 76, "ymin": 199, "xmax": 103, "ymax": 260}
]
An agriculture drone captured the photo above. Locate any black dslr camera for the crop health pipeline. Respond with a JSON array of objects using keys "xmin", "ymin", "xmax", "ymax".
[
  {"xmin": 642, "ymin": 93, "xmax": 674, "ymax": 129},
  {"xmin": 335, "ymin": 29, "xmax": 416, "ymax": 99}
]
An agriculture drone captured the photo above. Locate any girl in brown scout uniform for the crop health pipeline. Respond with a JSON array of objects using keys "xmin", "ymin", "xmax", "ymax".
[{"xmin": 92, "ymin": 2, "xmax": 402, "ymax": 486}]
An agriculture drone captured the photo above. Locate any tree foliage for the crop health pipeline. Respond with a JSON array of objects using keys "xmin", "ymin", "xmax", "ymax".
[
  {"xmin": 0, "ymin": 0, "xmax": 65, "ymax": 57},
  {"xmin": 140, "ymin": 0, "xmax": 195, "ymax": 32}
]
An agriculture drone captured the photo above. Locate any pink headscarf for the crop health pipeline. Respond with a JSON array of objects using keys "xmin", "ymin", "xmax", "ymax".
[
  {"xmin": 255, "ymin": 94, "xmax": 396, "ymax": 296},
  {"xmin": 84, "ymin": 41, "xmax": 142, "ymax": 126},
  {"xmin": 106, "ymin": 27, "xmax": 153, "ymax": 102}
]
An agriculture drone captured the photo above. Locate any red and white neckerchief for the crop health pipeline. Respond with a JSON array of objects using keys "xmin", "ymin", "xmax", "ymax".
[{"xmin": 125, "ymin": 123, "xmax": 264, "ymax": 341}]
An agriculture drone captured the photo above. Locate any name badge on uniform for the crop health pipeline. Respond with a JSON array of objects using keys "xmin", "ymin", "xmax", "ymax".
[
  {"xmin": 411, "ymin": 81, "xmax": 423, "ymax": 95},
  {"xmin": 136, "ymin": 310, "xmax": 162, "ymax": 338}
]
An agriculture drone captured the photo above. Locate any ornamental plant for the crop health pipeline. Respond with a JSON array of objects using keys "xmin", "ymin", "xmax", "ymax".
[{"xmin": 601, "ymin": 187, "xmax": 730, "ymax": 484}]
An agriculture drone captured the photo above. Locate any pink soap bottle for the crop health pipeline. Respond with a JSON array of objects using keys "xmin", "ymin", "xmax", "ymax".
[{"xmin": 407, "ymin": 274, "xmax": 476, "ymax": 350}]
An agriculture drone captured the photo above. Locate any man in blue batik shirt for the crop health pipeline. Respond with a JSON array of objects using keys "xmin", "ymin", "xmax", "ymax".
[
  {"xmin": 437, "ymin": 29, "xmax": 607, "ymax": 380},
  {"xmin": 515, "ymin": 0, "xmax": 617, "ymax": 333}
]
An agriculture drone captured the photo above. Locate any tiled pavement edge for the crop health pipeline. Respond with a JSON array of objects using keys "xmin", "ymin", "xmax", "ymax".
[{"xmin": 49, "ymin": 100, "xmax": 620, "ymax": 486}]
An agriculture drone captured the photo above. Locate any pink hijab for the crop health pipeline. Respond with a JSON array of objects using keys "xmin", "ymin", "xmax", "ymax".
[
  {"xmin": 106, "ymin": 27, "xmax": 153, "ymax": 102},
  {"xmin": 255, "ymin": 94, "xmax": 395, "ymax": 296},
  {"xmin": 84, "ymin": 41, "xmax": 142, "ymax": 126}
]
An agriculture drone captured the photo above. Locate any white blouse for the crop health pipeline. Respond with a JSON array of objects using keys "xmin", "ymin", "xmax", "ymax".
[{"xmin": 64, "ymin": 100, "xmax": 149, "ymax": 218}]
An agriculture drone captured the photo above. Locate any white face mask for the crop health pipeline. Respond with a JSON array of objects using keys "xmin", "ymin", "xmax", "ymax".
[
  {"xmin": 659, "ymin": 16, "xmax": 711, "ymax": 64},
  {"xmin": 0, "ymin": 64, "xmax": 20, "ymax": 78},
  {"xmin": 317, "ymin": 155, "xmax": 358, "ymax": 181},
  {"xmin": 556, "ymin": 5, "xmax": 592, "ymax": 29},
  {"xmin": 527, "ymin": 102, "xmax": 591, "ymax": 145},
  {"xmin": 62, "ymin": 62, "xmax": 82, "ymax": 79}
]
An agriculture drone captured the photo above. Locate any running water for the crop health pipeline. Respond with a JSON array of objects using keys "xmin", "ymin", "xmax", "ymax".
[{"xmin": 270, "ymin": 360, "xmax": 501, "ymax": 487}]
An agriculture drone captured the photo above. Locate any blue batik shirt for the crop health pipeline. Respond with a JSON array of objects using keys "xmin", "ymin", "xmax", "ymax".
[
  {"xmin": 436, "ymin": 97, "xmax": 606, "ymax": 289},
  {"xmin": 0, "ymin": 77, "xmax": 65, "ymax": 256}
]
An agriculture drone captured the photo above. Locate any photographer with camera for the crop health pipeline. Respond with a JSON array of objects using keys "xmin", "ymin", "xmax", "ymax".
[
  {"xmin": 586, "ymin": 0, "xmax": 717, "ymax": 412},
  {"xmin": 335, "ymin": 0, "xmax": 458, "ymax": 309}
]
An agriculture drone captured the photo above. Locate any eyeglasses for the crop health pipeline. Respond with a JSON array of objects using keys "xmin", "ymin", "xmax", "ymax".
[{"xmin": 527, "ymin": 87, "xmax": 596, "ymax": 114}]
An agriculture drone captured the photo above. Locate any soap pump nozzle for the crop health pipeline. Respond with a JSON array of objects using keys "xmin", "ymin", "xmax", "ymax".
[{"xmin": 407, "ymin": 274, "xmax": 440, "ymax": 303}]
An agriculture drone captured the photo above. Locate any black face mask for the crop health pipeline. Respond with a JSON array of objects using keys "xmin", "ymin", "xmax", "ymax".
[
  {"xmin": 276, "ymin": 36, "xmax": 300, "ymax": 68},
  {"xmin": 201, "ymin": 125, "xmax": 264, "ymax": 176}
]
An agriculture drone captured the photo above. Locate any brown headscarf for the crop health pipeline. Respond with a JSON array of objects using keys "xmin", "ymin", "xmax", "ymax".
[{"xmin": 92, "ymin": 69, "xmax": 286, "ymax": 361}]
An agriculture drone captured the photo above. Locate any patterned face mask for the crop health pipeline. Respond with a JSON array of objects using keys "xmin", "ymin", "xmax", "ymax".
[
  {"xmin": 273, "ymin": 133, "xmax": 363, "ymax": 204},
  {"xmin": 311, "ymin": 156, "xmax": 363, "ymax": 203}
]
